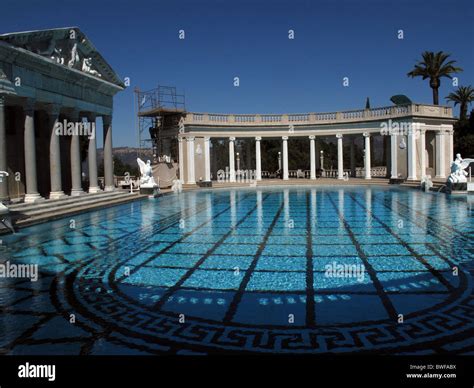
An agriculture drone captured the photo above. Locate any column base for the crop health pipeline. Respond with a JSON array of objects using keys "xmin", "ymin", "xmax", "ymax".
[
  {"xmin": 104, "ymin": 186, "xmax": 115, "ymax": 192},
  {"xmin": 364, "ymin": 176, "xmax": 372, "ymax": 180},
  {"xmin": 0, "ymin": 196, "xmax": 10, "ymax": 203},
  {"xmin": 88, "ymin": 186, "xmax": 102, "ymax": 194},
  {"xmin": 49, "ymin": 191, "xmax": 67, "ymax": 200},
  {"xmin": 186, "ymin": 181, "xmax": 196, "ymax": 185},
  {"xmin": 407, "ymin": 177, "xmax": 418, "ymax": 181},
  {"xmin": 24, "ymin": 193, "xmax": 44, "ymax": 203},
  {"xmin": 70, "ymin": 189, "xmax": 86, "ymax": 196}
]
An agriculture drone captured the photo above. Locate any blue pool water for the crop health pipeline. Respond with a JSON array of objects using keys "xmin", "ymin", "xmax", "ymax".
[{"xmin": 1, "ymin": 186, "xmax": 473, "ymax": 354}]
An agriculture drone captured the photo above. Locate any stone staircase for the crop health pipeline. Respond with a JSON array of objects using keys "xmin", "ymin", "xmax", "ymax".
[
  {"xmin": 7, "ymin": 190, "xmax": 147, "ymax": 229},
  {"xmin": 399, "ymin": 179, "xmax": 447, "ymax": 192}
]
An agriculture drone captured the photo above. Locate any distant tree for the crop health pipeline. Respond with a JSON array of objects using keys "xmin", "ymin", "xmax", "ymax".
[
  {"xmin": 98, "ymin": 156, "xmax": 139, "ymax": 177},
  {"xmin": 407, "ymin": 51, "xmax": 463, "ymax": 105},
  {"xmin": 365, "ymin": 97, "xmax": 371, "ymax": 109},
  {"xmin": 445, "ymin": 85, "xmax": 474, "ymax": 121},
  {"xmin": 453, "ymin": 109, "xmax": 474, "ymax": 158}
]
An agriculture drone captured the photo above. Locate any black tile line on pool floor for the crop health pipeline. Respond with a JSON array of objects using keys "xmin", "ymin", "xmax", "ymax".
[
  {"xmin": 348, "ymin": 192, "xmax": 455, "ymax": 294},
  {"xmin": 2, "ymin": 191, "xmax": 208, "ymax": 255},
  {"xmin": 151, "ymin": 193, "xmax": 276, "ymax": 312},
  {"xmin": 2, "ymin": 197, "xmax": 142, "ymax": 251},
  {"xmin": 113, "ymin": 192, "xmax": 258, "ymax": 286},
  {"xmin": 4, "ymin": 192, "xmax": 226, "ymax": 297},
  {"xmin": 221, "ymin": 199, "xmax": 285, "ymax": 323},
  {"xmin": 135, "ymin": 263, "xmax": 451, "ymax": 274},
  {"xmin": 378, "ymin": 192, "xmax": 472, "ymax": 240},
  {"xmin": 107, "ymin": 193, "xmax": 263, "ymax": 312},
  {"xmin": 1, "ymin": 193, "xmax": 244, "ymax": 354},
  {"xmin": 372, "ymin": 192, "xmax": 471, "ymax": 267},
  {"xmin": 305, "ymin": 191, "xmax": 316, "ymax": 327},
  {"xmin": 370, "ymin": 192, "xmax": 471, "ymax": 273},
  {"xmin": 325, "ymin": 192, "xmax": 398, "ymax": 322},
  {"xmin": 373, "ymin": 192, "xmax": 474, "ymax": 260}
]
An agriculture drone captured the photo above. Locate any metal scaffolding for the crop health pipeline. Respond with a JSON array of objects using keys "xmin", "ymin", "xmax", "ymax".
[{"xmin": 134, "ymin": 85, "xmax": 186, "ymax": 161}]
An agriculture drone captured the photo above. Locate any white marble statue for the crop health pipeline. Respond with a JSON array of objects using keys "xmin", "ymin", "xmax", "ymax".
[
  {"xmin": 421, "ymin": 175, "xmax": 433, "ymax": 192},
  {"xmin": 171, "ymin": 179, "xmax": 183, "ymax": 193},
  {"xmin": 68, "ymin": 43, "xmax": 80, "ymax": 68},
  {"xmin": 137, "ymin": 158, "xmax": 158, "ymax": 188},
  {"xmin": 82, "ymin": 57, "xmax": 102, "ymax": 78},
  {"xmin": 448, "ymin": 154, "xmax": 474, "ymax": 184}
]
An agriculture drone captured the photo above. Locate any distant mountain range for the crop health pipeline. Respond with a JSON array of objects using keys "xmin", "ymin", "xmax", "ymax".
[{"xmin": 97, "ymin": 147, "xmax": 153, "ymax": 167}]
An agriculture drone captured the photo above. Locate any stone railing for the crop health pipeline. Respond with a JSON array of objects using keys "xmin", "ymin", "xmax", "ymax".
[
  {"xmin": 259, "ymin": 167, "xmax": 387, "ymax": 179},
  {"xmin": 183, "ymin": 104, "xmax": 452, "ymax": 126}
]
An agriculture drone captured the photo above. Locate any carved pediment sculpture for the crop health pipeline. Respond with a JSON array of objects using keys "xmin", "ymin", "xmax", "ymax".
[{"xmin": 0, "ymin": 28, "xmax": 124, "ymax": 87}]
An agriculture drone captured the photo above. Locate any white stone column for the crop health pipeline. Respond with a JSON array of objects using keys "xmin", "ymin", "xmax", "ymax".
[
  {"xmin": 0, "ymin": 96, "xmax": 9, "ymax": 201},
  {"xmin": 282, "ymin": 136, "xmax": 289, "ymax": 180},
  {"xmin": 204, "ymin": 136, "xmax": 211, "ymax": 181},
  {"xmin": 390, "ymin": 133, "xmax": 398, "ymax": 179},
  {"xmin": 23, "ymin": 99, "xmax": 43, "ymax": 203},
  {"xmin": 229, "ymin": 137, "xmax": 236, "ymax": 182},
  {"xmin": 186, "ymin": 136, "xmax": 196, "ymax": 184},
  {"xmin": 103, "ymin": 115, "xmax": 115, "ymax": 191},
  {"xmin": 435, "ymin": 131, "xmax": 446, "ymax": 179},
  {"xmin": 255, "ymin": 136, "xmax": 262, "ymax": 181},
  {"xmin": 337, "ymin": 134, "xmax": 344, "ymax": 179},
  {"xmin": 364, "ymin": 132, "xmax": 371, "ymax": 180},
  {"xmin": 70, "ymin": 112, "xmax": 84, "ymax": 196},
  {"xmin": 48, "ymin": 104, "xmax": 66, "ymax": 199},
  {"xmin": 407, "ymin": 129, "xmax": 418, "ymax": 181},
  {"xmin": 419, "ymin": 128, "xmax": 426, "ymax": 179},
  {"xmin": 350, "ymin": 137, "xmax": 356, "ymax": 178},
  {"xmin": 178, "ymin": 137, "xmax": 185, "ymax": 183},
  {"xmin": 309, "ymin": 135, "xmax": 316, "ymax": 179},
  {"xmin": 87, "ymin": 114, "xmax": 100, "ymax": 193},
  {"xmin": 446, "ymin": 127, "xmax": 454, "ymax": 164}
]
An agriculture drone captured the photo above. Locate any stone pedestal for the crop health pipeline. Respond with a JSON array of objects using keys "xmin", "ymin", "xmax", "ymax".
[{"xmin": 140, "ymin": 186, "xmax": 160, "ymax": 197}]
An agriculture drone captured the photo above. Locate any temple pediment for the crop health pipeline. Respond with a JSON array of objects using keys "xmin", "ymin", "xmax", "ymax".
[{"xmin": 0, "ymin": 27, "xmax": 124, "ymax": 88}]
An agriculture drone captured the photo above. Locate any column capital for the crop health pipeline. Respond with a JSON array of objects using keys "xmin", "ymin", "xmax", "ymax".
[
  {"xmin": 23, "ymin": 98, "xmax": 36, "ymax": 115},
  {"xmin": 102, "ymin": 115, "xmax": 112, "ymax": 126},
  {"xmin": 229, "ymin": 137, "xmax": 236, "ymax": 142},
  {"xmin": 85, "ymin": 112, "xmax": 97, "ymax": 121},
  {"xmin": 0, "ymin": 95, "xmax": 6, "ymax": 106},
  {"xmin": 336, "ymin": 133, "xmax": 343, "ymax": 139},
  {"xmin": 309, "ymin": 135, "xmax": 315, "ymax": 140},
  {"xmin": 46, "ymin": 103, "xmax": 61, "ymax": 118},
  {"xmin": 186, "ymin": 136, "xmax": 195, "ymax": 142},
  {"xmin": 255, "ymin": 136, "xmax": 262, "ymax": 141},
  {"xmin": 178, "ymin": 136, "xmax": 184, "ymax": 143},
  {"xmin": 282, "ymin": 136, "xmax": 289, "ymax": 140},
  {"xmin": 204, "ymin": 136, "xmax": 210, "ymax": 142},
  {"xmin": 363, "ymin": 132, "xmax": 370, "ymax": 138}
]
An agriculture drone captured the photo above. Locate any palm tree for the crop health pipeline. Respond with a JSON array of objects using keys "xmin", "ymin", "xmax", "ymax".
[
  {"xmin": 446, "ymin": 85, "xmax": 474, "ymax": 121},
  {"xmin": 407, "ymin": 51, "xmax": 463, "ymax": 105}
]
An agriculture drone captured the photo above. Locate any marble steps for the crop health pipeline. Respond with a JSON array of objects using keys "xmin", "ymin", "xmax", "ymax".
[
  {"xmin": 9, "ymin": 191, "xmax": 127, "ymax": 213},
  {"xmin": 10, "ymin": 192, "xmax": 147, "ymax": 228}
]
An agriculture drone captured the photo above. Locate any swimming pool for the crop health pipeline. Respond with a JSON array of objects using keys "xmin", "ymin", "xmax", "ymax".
[{"xmin": 1, "ymin": 186, "xmax": 473, "ymax": 354}]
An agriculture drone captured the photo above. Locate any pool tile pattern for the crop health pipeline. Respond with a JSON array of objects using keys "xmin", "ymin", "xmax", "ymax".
[{"xmin": 0, "ymin": 186, "xmax": 473, "ymax": 354}]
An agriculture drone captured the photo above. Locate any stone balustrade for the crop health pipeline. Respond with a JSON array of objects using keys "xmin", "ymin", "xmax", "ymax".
[{"xmin": 183, "ymin": 104, "xmax": 452, "ymax": 126}]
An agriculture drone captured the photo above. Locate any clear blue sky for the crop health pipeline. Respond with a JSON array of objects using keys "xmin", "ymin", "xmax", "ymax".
[{"xmin": 1, "ymin": 0, "xmax": 473, "ymax": 146}]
